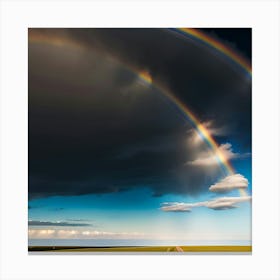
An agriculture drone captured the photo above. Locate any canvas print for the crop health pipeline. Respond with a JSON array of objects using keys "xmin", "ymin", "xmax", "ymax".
[{"xmin": 28, "ymin": 28, "xmax": 252, "ymax": 253}]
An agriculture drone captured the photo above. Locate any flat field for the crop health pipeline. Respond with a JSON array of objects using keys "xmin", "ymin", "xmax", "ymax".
[{"xmin": 28, "ymin": 245, "xmax": 252, "ymax": 253}]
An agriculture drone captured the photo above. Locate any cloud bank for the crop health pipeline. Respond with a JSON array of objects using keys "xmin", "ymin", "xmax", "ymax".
[{"xmin": 28, "ymin": 229, "xmax": 146, "ymax": 239}]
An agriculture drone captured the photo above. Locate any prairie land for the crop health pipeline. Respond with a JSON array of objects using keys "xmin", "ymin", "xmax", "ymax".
[{"xmin": 28, "ymin": 245, "xmax": 252, "ymax": 253}]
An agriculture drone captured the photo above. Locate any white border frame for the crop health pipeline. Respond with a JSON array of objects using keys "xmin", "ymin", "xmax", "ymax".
[{"xmin": 1, "ymin": 0, "xmax": 279, "ymax": 279}]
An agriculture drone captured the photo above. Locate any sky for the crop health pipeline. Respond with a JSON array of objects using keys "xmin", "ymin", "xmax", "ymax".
[{"xmin": 28, "ymin": 28, "xmax": 251, "ymax": 245}]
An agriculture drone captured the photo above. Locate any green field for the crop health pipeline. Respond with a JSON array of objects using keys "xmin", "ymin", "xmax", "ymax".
[{"xmin": 28, "ymin": 245, "xmax": 252, "ymax": 253}]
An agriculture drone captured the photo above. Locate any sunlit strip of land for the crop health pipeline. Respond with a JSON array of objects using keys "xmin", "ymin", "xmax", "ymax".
[{"xmin": 28, "ymin": 245, "xmax": 252, "ymax": 253}]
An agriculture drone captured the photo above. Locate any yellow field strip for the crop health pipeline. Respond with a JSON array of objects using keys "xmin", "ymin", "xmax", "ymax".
[{"xmin": 29, "ymin": 245, "xmax": 252, "ymax": 253}]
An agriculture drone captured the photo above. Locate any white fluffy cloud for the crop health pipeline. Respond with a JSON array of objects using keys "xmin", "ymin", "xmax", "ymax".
[
  {"xmin": 209, "ymin": 174, "xmax": 249, "ymax": 193},
  {"xmin": 160, "ymin": 196, "xmax": 251, "ymax": 212},
  {"xmin": 161, "ymin": 172, "xmax": 251, "ymax": 213},
  {"xmin": 187, "ymin": 143, "xmax": 241, "ymax": 166},
  {"xmin": 188, "ymin": 121, "xmax": 228, "ymax": 146}
]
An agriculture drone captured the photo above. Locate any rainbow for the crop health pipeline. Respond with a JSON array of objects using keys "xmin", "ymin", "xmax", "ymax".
[
  {"xmin": 138, "ymin": 71, "xmax": 233, "ymax": 174},
  {"xmin": 171, "ymin": 28, "xmax": 251, "ymax": 77},
  {"xmin": 29, "ymin": 28, "xmax": 251, "ymax": 196},
  {"xmin": 138, "ymin": 71, "xmax": 248, "ymax": 197}
]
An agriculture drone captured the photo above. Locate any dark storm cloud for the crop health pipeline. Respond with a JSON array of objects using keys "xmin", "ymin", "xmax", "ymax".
[
  {"xmin": 28, "ymin": 28, "xmax": 251, "ymax": 199},
  {"xmin": 28, "ymin": 220, "xmax": 92, "ymax": 227},
  {"xmin": 200, "ymin": 28, "xmax": 252, "ymax": 59},
  {"xmin": 62, "ymin": 28, "xmax": 251, "ymax": 125},
  {"xmin": 66, "ymin": 28, "xmax": 251, "ymax": 147}
]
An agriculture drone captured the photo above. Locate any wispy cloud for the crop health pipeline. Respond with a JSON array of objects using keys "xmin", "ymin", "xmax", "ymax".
[
  {"xmin": 206, "ymin": 196, "xmax": 251, "ymax": 210},
  {"xmin": 160, "ymin": 202, "xmax": 193, "ymax": 212},
  {"xmin": 209, "ymin": 174, "xmax": 248, "ymax": 193},
  {"xmin": 28, "ymin": 220, "xmax": 92, "ymax": 227},
  {"xmin": 160, "ymin": 196, "xmax": 251, "ymax": 212},
  {"xmin": 66, "ymin": 219, "xmax": 91, "ymax": 222}
]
